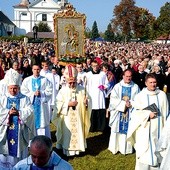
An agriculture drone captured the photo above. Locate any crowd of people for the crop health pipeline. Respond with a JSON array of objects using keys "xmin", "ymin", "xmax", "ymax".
[{"xmin": 0, "ymin": 39, "xmax": 170, "ymax": 169}]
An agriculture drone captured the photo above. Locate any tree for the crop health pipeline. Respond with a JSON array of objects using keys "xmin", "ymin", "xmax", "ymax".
[
  {"xmin": 112, "ymin": 0, "xmax": 138, "ymax": 42},
  {"xmin": 85, "ymin": 27, "xmax": 91, "ymax": 39},
  {"xmin": 37, "ymin": 22, "xmax": 52, "ymax": 32},
  {"xmin": 104, "ymin": 23, "xmax": 115, "ymax": 42},
  {"xmin": 133, "ymin": 8, "xmax": 156, "ymax": 39},
  {"xmin": 91, "ymin": 21, "xmax": 100, "ymax": 40},
  {"xmin": 155, "ymin": 2, "xmax": 170, "ymax": 42}
]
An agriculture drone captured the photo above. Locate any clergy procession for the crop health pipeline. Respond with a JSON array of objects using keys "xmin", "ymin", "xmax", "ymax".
[{"xmin": 0, "ymin": 43, "xmax": 170, "ymax": 169}]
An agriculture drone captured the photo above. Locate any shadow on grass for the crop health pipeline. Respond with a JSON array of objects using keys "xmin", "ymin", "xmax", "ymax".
[
  {"xmin": 51, "ymin": 119, "xmax": 111, "ymax": 161},
  {"xmin": 86, "ymin": 127, "xmax": 110, "ymax": 156}
]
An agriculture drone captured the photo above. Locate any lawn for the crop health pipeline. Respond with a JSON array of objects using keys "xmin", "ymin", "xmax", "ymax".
[{"xmin": 51, "ymin": 124, "xmax": 136, "ymax": 170}]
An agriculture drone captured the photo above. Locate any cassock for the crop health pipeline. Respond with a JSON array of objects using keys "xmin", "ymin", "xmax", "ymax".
[
  {"xmin": 21, "ymin": 75, "xmax": 52, "ymax": 137},
  {"xmin": 52, "ymin": 85, "xmax": 92, "ymax": 156},
  {"xmin": 0, "ymin": 92, "xmax": 35, "ymax": 168},
  {"xmin": 108, "ymin": 80, "xmax": 140, "ymax": 155},
  {"xmin": 86, "ymin": 70, "xmax": 109, "ymax": 132},
  {"xmin": 127, "ymin": 88, "xmax": 169, "ymax": 169}
]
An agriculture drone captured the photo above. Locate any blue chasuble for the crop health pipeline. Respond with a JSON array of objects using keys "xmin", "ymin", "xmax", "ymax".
[
  {"xmin": 119, "ymin": 86, "xmax": 131, "ymax": 134},
  {"xmin": 32, "ymin": 77, "xmax": 41, "ymax": 129},
  {"xmin": 6, "ymin": 97, "xmax": 20, "ymax": 157}
]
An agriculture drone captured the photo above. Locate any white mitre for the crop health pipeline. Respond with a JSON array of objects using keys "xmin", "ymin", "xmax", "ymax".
[{"xmin": 4, "ymin": 68, "xmax": 22, "ymax": 86}]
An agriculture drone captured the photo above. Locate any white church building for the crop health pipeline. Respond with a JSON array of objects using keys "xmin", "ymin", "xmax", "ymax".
[{"xmin": 13, "ymin": 0, "xmax": 68, "ymax": 35}]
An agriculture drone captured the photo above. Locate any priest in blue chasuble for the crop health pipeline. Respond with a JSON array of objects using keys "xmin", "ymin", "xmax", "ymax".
[
  {"xmin": 21, "ymin": 64, "xmax": 53, "ymax": 138},
  {"xmin": 0, "ymin": 69, "xmax": 35, "ymax": 169},
  {"xmin": 108, "ymin": 69, "xmax": 140, "ymax": 155}
]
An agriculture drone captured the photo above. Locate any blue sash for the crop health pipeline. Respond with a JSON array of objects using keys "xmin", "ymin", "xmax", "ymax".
[
  {"xmin": 119, "ymin": 86, "xmax": 131, "ymax": 134},
  {"xmin": 32, "ymin": 77, "xmax": 41, "ymax": 129},
  {"xmin": 6, "ymin": 97, "xmax": 20, "ymax": 157}
]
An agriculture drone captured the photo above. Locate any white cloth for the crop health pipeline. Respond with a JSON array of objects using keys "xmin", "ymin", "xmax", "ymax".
[
  {"xmin": 13, "ymin": 151, "xmax": 73, "ymax": 170},
  {"xmin": 155, "ymin": 116, "xmax": 170, "ymax": 170},
  {"xmin": 0, "ymin": 79, "xmax": 7, "ymax": 97},
  {"xmin": 21, "ymin": 75, "xmax": 52, "ymax": 137},
  {"xmin": 0, "ymin": 92, "xmax": 35, "ymax": 168},
  {"xmin": 108, "ymin": 80, "xmax": 140, "ymax": 154},
  {"xmin": 77, "ymin": 71, "xmax": 87, "ymax": 87},
  {"xmin": 40, "ymin": 69, "xmax": 57, "ymax": 118},
  {"xmin": 127, "ymin": 88, "xmax": 169, "ymax": 168},
  {"xmin": 52, "ymin": 85, "xmax": 92, "ymax": 156},
  {"xmin": 86, "ymin": 71, "xmax": 109, "ymax": 109}
]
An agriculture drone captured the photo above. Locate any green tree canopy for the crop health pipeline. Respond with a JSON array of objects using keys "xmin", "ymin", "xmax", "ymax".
[
  {"xmin": 155, "ymin": 2, "xmax": 170, "ymax": 40},
  {"xmin": 37, "ymin": 22, "xmax": 52, "ymax": 32},
  {"xmin": 133, "ymin": 8, "xmax": 155, "ymax": 39},
  {"xmin": 104, "ymin": 23, "xmax": 115, "ymax": 42},
  {"xmin": 91, "ymin": 21, "xmax": 100, "ymax": 40}
]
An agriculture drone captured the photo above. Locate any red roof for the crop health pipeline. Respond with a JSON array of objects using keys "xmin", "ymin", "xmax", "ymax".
[{"xmin": 157, "ymin": 35, "xmax": 170, "ymax": 40}]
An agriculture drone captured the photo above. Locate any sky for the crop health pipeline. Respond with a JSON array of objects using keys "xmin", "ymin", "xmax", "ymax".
[{"xmin": 0, "ymin": 0, "xmax": 168, "ymax": 32}]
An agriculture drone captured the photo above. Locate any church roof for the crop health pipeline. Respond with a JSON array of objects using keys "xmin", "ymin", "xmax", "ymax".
[
  {"xmin": 28, "ymin": 0, "xmax": 60, "ymax": 8},
  {"xmin": 0, "ymin": 11, "xmax": 15, "ymax": 25}
]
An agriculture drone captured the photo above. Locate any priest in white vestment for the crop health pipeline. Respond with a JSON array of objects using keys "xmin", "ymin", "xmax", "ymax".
[
  {"xmin": 52, "ymin": 64, "xmax": 92, "ymax": 156},
  {"xmin": 21, "ymin": 64, "xmax": 52, "ymax": 138},
  {"xmin": 0, "ymin": 69, "xmax": 35, "ymax": 169},
  {"xmin": 108, "ymin": 69, "xmax": 140, "ymax": 155},
  {"xmin": 127, "ymin": 73, "xmax": 169, "ymax": 170}
]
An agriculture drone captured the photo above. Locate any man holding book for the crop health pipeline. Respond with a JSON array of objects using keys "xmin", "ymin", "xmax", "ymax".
[{"xmin": 127, "ymin": 73, "xmax": 169, "ymax": 170}]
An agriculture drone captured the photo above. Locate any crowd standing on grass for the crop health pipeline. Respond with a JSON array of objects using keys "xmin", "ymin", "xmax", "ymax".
[{"xmin": 0, "ymin": 39, "xmax": 170, "ymax": 169}]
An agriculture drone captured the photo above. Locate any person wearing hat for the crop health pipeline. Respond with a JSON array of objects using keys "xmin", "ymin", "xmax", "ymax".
[
  {"xmin": 52, "ymin": 64, "xmax": 92, "ymax": 156},
  {"xmin": 21, "ymin": 64, "xmax": 53, "ymax": 138},
  {"xmin": 0, "ymin": 69, "xmax": 35, "ymax": 169}
]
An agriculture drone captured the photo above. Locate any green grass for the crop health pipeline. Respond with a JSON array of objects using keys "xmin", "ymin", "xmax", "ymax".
[{"xmin": 50, "ymin": 124, "xmax": 136, "ymax": 170}]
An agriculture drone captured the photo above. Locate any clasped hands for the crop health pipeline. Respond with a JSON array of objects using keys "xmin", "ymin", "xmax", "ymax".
[
  {"xmin": 68, "ymin": 97, "xmax": 88, "ymax": 107},
  {"xmin": 34, "ymin": 90, "xmax": 41, "ymax": 97},
  {"xmin": 9, "ymin": 107, "xmax": 19, "ymax": 116},
  {"xmin": 125, "ymin": 100, "xmax": 131, "ymax": 108},
  {"xmin": 68, "ymin": 101, "xmax": 78, "ymax": 107}
]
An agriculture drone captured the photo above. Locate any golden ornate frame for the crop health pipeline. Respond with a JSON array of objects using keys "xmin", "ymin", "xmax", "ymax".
[{"xmin": 53, "ymin": 4, "xmax": 86, "ymax": 60}]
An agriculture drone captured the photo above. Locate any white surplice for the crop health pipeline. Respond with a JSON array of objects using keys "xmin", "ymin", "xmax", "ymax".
[{"xmin": 86, "ymin": 71, "xmax": 108, "ymax": 109}]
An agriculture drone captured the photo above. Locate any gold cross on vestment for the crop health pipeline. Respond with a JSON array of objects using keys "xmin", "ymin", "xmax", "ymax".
[
  {"xmin": 9, "ymin": 123, "xmax": 15, "ymax": 130},
  {"xmin": 11, "ymin": 102, "xmax": 16, "ymax": 109},
  {"xmin": 10, "ymin": 139, "xmax": 15, "ymax": 145}
]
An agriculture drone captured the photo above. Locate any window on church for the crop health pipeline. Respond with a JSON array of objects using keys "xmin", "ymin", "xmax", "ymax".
[
  {"xmin": 42, "ymin": 14, "xmax": 47, "ymax": 21},
  {"xmin": 21, "ymin": 12, "xmax": 27, "ymax": 16}
]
